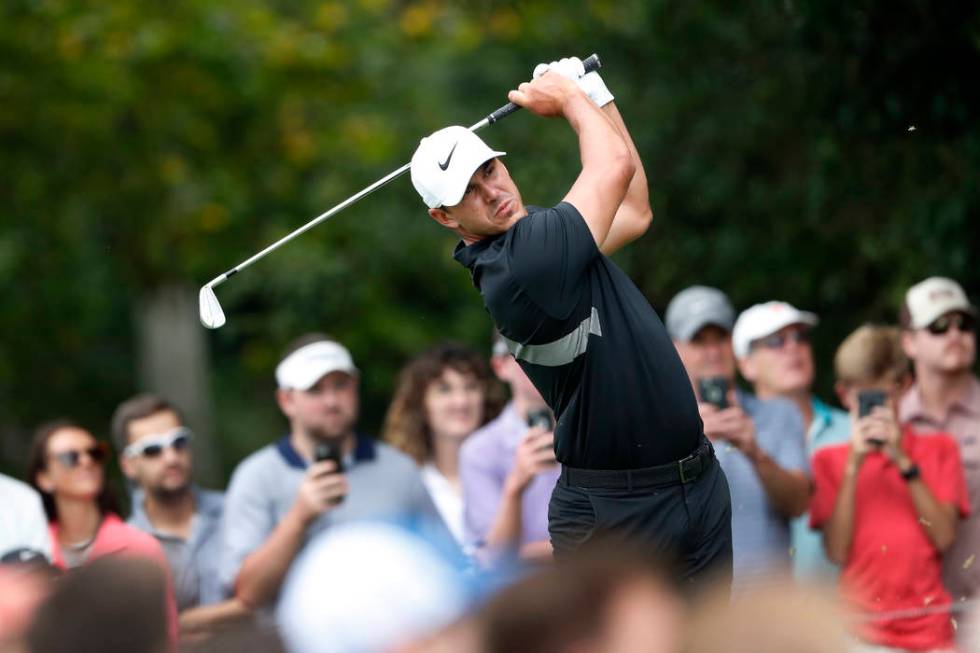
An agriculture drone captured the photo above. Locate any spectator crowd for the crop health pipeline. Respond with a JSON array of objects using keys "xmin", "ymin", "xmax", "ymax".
[{"xmin": 0, "ymin": 275, "xmax": 978, "ymax": 653}]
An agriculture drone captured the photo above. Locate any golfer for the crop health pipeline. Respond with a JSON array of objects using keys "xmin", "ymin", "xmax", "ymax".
[{"xmin": 410, "ymin": 57, "xmax": 732, "ymax": 586}]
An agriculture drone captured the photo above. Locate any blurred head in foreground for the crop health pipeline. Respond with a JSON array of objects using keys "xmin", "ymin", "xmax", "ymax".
[
  {"xmin": 277, "ymin": 521, "xmax": 470, "ymax": 653},
  {"xmin": 477, "ymin": 540, "xmax": 685, "ymax": 653},
  {"xmin": 26, "ymin": 556, "xmax": 168, "ymax": 653},
  {"xmin": 683, "ymin": 581, "xmax": 849, "ymax": 653}
]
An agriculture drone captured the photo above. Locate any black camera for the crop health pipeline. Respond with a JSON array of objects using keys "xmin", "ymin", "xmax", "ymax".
[
  {"xmin": 697, "ymin": 377, "xmax": 729, "ymax": 410},
  {"xmin": 314, "ymin": 440, "xmax": 344, "ymax": 473},
  {"xmin": 527, "ymin": 407, "xmax": 554, "ymax": 431}
]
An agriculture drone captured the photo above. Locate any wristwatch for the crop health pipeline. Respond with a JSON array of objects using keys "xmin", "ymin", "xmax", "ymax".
[{"xmin": 900, "ymin": 463, "xmax": 921, "ymax": 482}]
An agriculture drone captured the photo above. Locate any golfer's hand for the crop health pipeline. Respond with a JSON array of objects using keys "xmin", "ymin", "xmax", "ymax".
[
  {"xmin": 508, "ymin": 72, "xmax": 585, "ymax": 118},
  {"xmin": 533, "ymin": 57, "xmax": 614, "ymax": 107},
  {"xmin": 291, "ymin": 460, "xmax": 348, "ymax": 525},
  {"xmin": 506, "ymin": 427, "xmax": 557, "ymax": 494}
]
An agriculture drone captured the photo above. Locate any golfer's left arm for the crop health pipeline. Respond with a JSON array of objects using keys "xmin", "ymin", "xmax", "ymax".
[{"xmin": 596, "ymin": 102, "xmax": 652, "ymax": 256}]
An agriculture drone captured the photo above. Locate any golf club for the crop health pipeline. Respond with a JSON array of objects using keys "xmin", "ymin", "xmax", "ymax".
[{"xmin": 199, "ymin": 54, "xmax": 602, "ymax": 329}]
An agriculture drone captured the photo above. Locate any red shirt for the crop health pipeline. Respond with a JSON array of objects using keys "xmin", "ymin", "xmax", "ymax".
[
  {"xmin": 810, "ymin": 428, "xmax": 969, "ymax": 650},
  {"xmin": 49, "ymin": 513, "xmax": 180, "ymax": 644}
]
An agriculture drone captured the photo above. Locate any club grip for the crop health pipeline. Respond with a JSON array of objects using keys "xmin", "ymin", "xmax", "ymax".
[{"xmin": 485, "ymin": 53, "xmax": 603, "ymax": 125}]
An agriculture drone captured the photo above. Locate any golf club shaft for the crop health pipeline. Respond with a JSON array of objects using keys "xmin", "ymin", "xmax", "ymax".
[{"xmin": 205, "ymin": 53, "xmax": 602, "ymax": 289}]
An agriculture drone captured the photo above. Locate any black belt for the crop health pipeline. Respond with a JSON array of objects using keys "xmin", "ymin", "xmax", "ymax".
[{"xmin": 559, "ymin": 437, "xmax": 715, "ymax": 490}]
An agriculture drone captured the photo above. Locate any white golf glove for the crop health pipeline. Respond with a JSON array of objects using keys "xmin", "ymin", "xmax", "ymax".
[{"xmin": 531, "ymin": 56, "xmax": 614, "ymax": 108}]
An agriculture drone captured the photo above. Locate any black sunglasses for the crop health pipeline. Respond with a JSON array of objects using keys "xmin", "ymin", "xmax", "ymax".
[
  {"xmin": 49, "ymin": 442, "xmax": 108, "ymax": 469},
  {"xmin": 926, "ymin": 313, "xmax": 975, "ymax": 336},
  {"xmin": 752, "ymin": 329, "xmax": 811, "ymax": 351}
]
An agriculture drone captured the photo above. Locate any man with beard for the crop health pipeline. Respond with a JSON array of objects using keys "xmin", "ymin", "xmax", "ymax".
[
  {"xmin": 219, "ymin": 334, "xmax": 445, "ymax": 611},
  {"xmin": 113, "ymin": 393, "xmax": 247, "ymax": 637},
  {"xmin": 898, "ymin": 277, "xmax": 980, "ymax": 607}
]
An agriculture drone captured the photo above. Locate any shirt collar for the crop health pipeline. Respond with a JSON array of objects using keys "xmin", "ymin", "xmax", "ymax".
[
  {"xmin": 903, "ymin": 375, "xmax": 980, "ymax": 421},
  {"xmin": 129, "ymin": 486, "xmax": 221, "ymax": 533},
  {"xmin": 275, "ymin": 433, "xmax": 376, "ymax": 470},
  {"xmin": 811, "ymin": 396, "xmax": 833, "ymax": 428},
  {"xmin": 452, "ymin": 236, "xmax": 495, "ymax": 269}
]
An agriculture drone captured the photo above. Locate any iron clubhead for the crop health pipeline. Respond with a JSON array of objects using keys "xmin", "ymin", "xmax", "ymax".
[{"xmin": 199, "ymin": 284, "xmax": 226, "ymax": 329}]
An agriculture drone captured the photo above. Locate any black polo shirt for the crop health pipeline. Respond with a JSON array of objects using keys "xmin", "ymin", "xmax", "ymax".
[{"xmin": 454, "ymin": 201, "xmax": 701, "ymax": 470}]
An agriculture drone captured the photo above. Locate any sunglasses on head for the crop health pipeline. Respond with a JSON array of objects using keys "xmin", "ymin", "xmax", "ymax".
[
  {"xmin": 124, "ymin": 427, "xmax": 193, "ymax": 459},
  {"xmin": 50, "ymin": 442, "xmax": 109, "ymax": 469},
  {"xmin": 926, "ymin": 312, "xmax": 975, "ymax": 336},
  {"xmin": 752, "ymin": 329, "xmax": 811, "ymax": 351}
]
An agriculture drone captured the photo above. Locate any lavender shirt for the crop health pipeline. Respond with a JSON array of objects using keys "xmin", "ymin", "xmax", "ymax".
[{"xmin": 460, "ymin": 403, "xmax": 560, "ymax": 548}]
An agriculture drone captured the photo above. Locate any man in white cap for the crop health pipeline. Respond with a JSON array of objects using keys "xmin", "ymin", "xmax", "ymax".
[
  {"xmin": 667, "ymin": 287, "xmax": 809, "ymax": 591},
  {"xmin": 411, "ymin": 57, "xmax": 732, "ymax": 587},
  {"xmin": 898, "ymin": 277, "xmax": 979, "ymax": 605},
  {"xmin": 733, "ymin": 300, "xmax": 850, "ymax": 582},
  {"xmin": 219, "ymin": 333, "xmax": 447, "ymax": 611}
]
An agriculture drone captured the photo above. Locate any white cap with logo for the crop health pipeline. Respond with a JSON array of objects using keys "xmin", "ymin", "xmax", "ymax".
[
  {"xmin": 732, "ymin": 301, "xmax": 818, "ymax": 359},
  {"xmin": 410, "ymin": 126, "xmax": 506, "ymax": 209},
  {"xmin": 276, "ymin": 341, "xmax": 359, "ymax": 391},
  {"xmin": 904, "ymin": 277, "xmax": 977, "ymax": 329}
]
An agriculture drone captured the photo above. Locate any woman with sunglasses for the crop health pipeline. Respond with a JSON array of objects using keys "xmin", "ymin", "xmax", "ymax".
[
  {"xmin": 27, "ymin": 419, "xmax": 179, "ymax": 641},
  {"xmin": 383, "ymin": 342, "xmax": 505, "ymax": 550}
]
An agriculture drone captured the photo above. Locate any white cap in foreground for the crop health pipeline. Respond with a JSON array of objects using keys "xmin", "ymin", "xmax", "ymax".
[{"xmin": 277, "ymin": 522, "xmax": 467, "ymax": 653}]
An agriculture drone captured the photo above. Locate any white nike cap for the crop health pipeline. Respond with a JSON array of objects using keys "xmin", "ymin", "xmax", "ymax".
[{"xmin": 411, "ymin": 126, "xmax": 506, "ymax": 209}]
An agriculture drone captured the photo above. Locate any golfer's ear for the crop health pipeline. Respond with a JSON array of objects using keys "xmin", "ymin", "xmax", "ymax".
[{"xmin": 428, "ymin": 207, "xmax": 457, "ymax": 229}]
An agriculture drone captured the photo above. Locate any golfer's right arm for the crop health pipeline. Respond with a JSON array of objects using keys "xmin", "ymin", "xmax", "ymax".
[
  {"xmin": 597, "ymin": 102, "xmax": 653, "ymax": 255},
  {"xmin": 509, "ymin": 76, "xmax": 634, "ymax": 250}
]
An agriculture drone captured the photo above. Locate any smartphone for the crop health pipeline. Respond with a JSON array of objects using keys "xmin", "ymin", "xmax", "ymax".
[
  {"xmin": 857, "ymin": 389, "xmax": 887, "ymax": 418},
  {"xmin": 697, "ymin": 377, "xmax": 729, "ymax": 410},
  {"xmin": 527, "ymin": 407, "xmax": 554, "ymax": 431},
  {"xmin": 314, "ymin": 441, "xmax": 344, "ymax": 473},
  {"xmin": 857, "ymin": 389, "xmax": 888, "ymax": 446}
]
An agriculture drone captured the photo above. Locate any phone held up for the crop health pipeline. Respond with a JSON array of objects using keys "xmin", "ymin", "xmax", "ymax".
[
  {"xmin": 527, "ymin": 407, "xmax": 554, "ymax": 431},
  {"xmin": 314, "ymin": 441, "xmax": 345, "ymax": 473},
  {"xmin": 697, "ymin": 377, "xmax": 729, "ymax": 410},
  {"xmin": 527, "ymin": 408, "xmax": 555, "ymax": 431},
  {"xmin": 857, "ymin": 389, "xmax": 888, "ymax": 447}
]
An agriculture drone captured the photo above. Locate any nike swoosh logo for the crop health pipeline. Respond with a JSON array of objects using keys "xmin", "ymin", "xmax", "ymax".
[{"xmin": 438, "ymin": 142, "xmax": 458, "ymax": 171}]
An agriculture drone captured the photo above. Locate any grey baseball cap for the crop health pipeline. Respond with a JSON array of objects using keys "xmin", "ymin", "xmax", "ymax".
[{"xmin": 665, "ymin": 286, "xmax": 736, "ymax": 342}]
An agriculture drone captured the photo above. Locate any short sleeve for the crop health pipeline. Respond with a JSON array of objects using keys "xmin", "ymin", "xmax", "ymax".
[
  {"xmin": 924, "ymin": 436, "xmax": 971, "ymax": 518},
  {"xmin": 21, "ymin": 488, "xmax": 52, "ymax": 559},
  {"xmin": 509, "ymin": 202, "xmax": 599, "ymax": 319},
  {"xmin": 218, "ymin": 462, "xmax": 277, "ymax": 597},
  {"xmin": 809, "ymin": 448, "xmax": 842, "ymax": 530},
  {"xmin": 772, "ymin": 402, "xmax": 810, "ymax": 475}
]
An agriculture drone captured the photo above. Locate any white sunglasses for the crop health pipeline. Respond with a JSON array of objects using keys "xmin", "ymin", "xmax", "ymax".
[{"xmin": 124, "ymin": 427, "xmax": 193, "ymax": 459}]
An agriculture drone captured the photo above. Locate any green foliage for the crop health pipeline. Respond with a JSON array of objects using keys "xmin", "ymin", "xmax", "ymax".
[{"xmin": 1, "ymin": 0, "xmax": 977, "ymax": 479}]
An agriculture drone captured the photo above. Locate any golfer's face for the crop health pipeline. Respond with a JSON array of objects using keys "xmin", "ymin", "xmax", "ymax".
[{"xmin": 444, "ymin": 159, "xmax": 524, "ymax": 238}]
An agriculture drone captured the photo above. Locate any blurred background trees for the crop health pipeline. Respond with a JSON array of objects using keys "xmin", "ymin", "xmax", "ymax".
[{"xmin": 1, "ymin": 0, "xmax": 977, "ymax": 484}]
